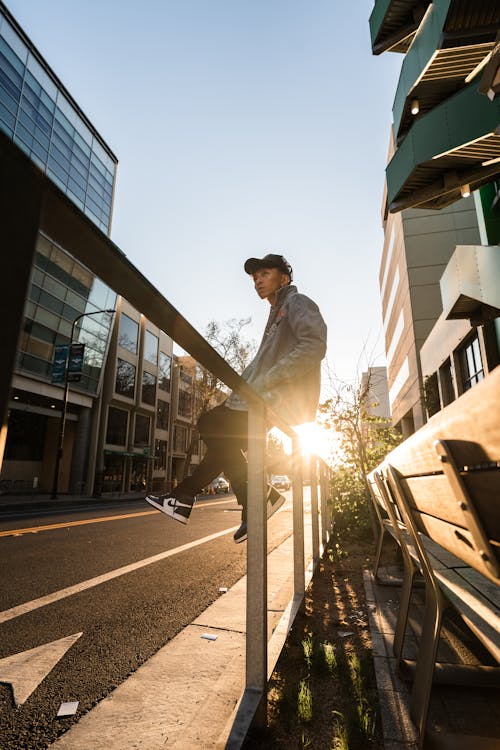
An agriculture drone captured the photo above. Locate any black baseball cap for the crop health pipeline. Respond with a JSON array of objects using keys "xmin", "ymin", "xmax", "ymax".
[{"xmin": 244, "ymin": 253, "xmax": 293, "ymax": 279}]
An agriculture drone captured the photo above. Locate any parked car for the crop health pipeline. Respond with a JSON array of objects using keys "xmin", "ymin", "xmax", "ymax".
[
  {"xmin": 211, "ymin": 476, "xmax": 230, "ymax": 494},
  {"xmin": 271, "ymin": 474, "xmax": 291, "ymax": 491}
]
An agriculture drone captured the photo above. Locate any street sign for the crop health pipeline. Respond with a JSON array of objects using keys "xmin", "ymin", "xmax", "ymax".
[
  {"xmin": 51, "ymin": 345, "xmax": 69, "ymax": 384},
  {"xmin": 67, "ymin": 343, "xmax": 85, "ymax": 382}
]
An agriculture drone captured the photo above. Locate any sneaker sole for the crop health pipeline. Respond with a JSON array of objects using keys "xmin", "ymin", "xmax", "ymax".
[
  {"xmin": 267, "ymin": 489, "xmax": 286, "ymax": 519},
  {"xmin": 145, "ymin": 496, "xmax": 190, "ymax": 524},
  {"xmin": 234, "ymin": 531, "xmax": 248, "ymax": 544}
]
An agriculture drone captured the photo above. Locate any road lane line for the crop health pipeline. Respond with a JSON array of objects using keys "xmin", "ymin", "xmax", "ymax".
[
  {"xmin": 0, "ymin": 498, "xmax": 234, "ymax": 538},
  {"xmin": 0, "ymin": 525, "xmax": 239, "ymax": 624}
]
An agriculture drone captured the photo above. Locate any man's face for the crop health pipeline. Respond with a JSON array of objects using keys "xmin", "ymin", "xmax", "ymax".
[{"xmin": 252, "ymin": 267, "xmax": 290, "ymax": 302}]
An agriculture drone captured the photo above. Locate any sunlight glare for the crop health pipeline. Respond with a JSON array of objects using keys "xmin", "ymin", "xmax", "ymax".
[{"xmin": 294, "ymin": 422, "xmax": 331, "ymax": 461}]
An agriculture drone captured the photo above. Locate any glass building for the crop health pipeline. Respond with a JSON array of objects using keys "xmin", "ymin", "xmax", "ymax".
[
  {"xmin": 0, "ymin": 1, "xmax": 117, "ymax": 234},
  {"xmin": 20, "ymin": 233, "xmax": 116, "ymax": 394}
]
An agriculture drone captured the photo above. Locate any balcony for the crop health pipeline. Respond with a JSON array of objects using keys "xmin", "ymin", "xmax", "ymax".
[
  {"xmin": 386, "ymin": 81, "xmax": 500, "ymax": 211},
  {"xmin": 392, "ymin": 0, "xmax": 500, "ymax": 141},
  {"xmin": 440, "ymin": 244, "xmax": 500, "ymax": 324},
  {"xmin": 369, "ymin": 0, "xmax": 430, "ymax": 55}
]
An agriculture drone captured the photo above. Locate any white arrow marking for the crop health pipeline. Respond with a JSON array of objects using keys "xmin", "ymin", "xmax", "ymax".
[{"xmin": 0, "ymin": 632, "xmax": 83, "ymax": 706}]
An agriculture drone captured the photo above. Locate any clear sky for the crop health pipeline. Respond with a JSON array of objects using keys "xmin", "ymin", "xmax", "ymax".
[{"xmin": 8, "ymin": 0, "xmax": 402, "ymax": 384}]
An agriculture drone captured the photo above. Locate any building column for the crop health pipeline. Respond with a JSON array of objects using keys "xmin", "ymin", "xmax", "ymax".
[
  {"xmin": 69, "ymin": 407, "xmax": 91, "ymax": 495},
  {"xmin": 0, "ymin": 138, "xmax": 43, "ymax": 470}
]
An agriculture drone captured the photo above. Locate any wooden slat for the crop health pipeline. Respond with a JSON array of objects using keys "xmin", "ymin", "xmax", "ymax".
[
  {"xmin": 433, "ymin": 567, "xmax": 500, "ymax": 661},
  {"xmin": 414, "ymin": 511, "xmax": 500, "ymax": 584},
  {"xmin": 385, "ymin": 367, "xmax": 500, "ymax": 476},
  {"xmin": 421, "ymin": 535, "xmax": 470, "ymax": 570},
  {"xmin": 458, "ymin": 568, "xmax": 500, "ymax": 609},
  {"xmin": 402, "ymin": 473, "xmax": 500, "ymax": 540}
]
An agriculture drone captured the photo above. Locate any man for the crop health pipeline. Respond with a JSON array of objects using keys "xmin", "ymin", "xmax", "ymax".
[{"xmin": 145, "ymin": 253, "xmax": 327, "ymax": 543}]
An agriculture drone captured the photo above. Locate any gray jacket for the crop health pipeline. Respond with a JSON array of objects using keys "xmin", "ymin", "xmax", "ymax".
[{"xmin": 227, "ymin": 284, "xmax": 327, "ymax": 425}]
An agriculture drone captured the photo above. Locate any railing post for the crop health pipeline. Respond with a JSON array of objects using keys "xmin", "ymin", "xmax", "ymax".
[
  {"xmin": 310, "ymin": 455, "xmax": 320, "ymax": 564},
  {"xmin": 292, "ymin": 436, "xmax": 305, "ymax": 597},
  {"xmin": 319, "ymin": 460, "xmax": 328, "ymax": 545},
  {"xmin": 245, "ymin": 401, "xmax": 268, "ymax": 727},
  {"xmin": 321, "ymin": 463, "xmax": 331, "ymax": 536}
]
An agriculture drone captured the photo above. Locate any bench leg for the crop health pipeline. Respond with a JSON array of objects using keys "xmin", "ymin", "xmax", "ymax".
[
  {"xmin": 410, "ymin": 586, "xmax": 450, "ymax": 747},
  {"xmin": 393, "ymin": 559, "xmax": 420, "ymax": 662}
]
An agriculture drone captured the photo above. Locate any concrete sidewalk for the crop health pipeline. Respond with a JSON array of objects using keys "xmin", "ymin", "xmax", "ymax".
[{"xmin": 49, "ymin": 501, "xmax": 314, "ymax": 749}]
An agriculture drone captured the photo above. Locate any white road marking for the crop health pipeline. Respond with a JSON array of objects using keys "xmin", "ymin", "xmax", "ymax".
[
  {"xmin": 0, "ymin": 632, "xmax": 82, "ymax": 706},
  {"xmin": 0, "ymin": 526, "xmax": 239, "ymax": 624}
]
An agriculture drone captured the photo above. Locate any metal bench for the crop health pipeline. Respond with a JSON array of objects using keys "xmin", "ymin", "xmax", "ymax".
[{"xmin": 368, "ymin": 366, "xmax": 500, "ymax": 749}]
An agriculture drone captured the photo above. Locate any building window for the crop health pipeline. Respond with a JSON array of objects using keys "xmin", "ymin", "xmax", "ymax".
[
  {"xmin": 144, "ymin": 330, "xmax": 158, "ymax": 365},
  {"xmin": 439, "ymin": 358, "xmax": 455, "ymax": 406},
  {"xmin": 118, "ymin": 313, "xmax": 138, "ymax": 354},
  {"xmin": 178, "ymin": 389, "xmax": 192, "ymax": 418},
  {"xmin": 134, "ymin": 414, "xmax": 150, "ymax": 446},
  {"xmin": 191, "ymin": 428, "xmax": 200, "ymax": 456},
  {"xmin": 141, "ymin": 370, "xmax": 156, "ymax": 405},
  {"xmin": 157, "ymin": 399, "xmax": 170, "ymax": 431},
  {"xmin": 180, "ymin": 368, "xmax": 192, "ymax": 386},
  {"xmin": 158, "ymin": 352, "xmax": 171, "ymax": 392},
  {"xmin": 173, "ymin": 424, "xmax": 188, "ymax": 452},
  {"xmin": 5, "ymin": 410, "xmax": 47, "ymax": 460},
  {"xmin": 106, "ymin": 407, "xmax": 128, "ymax": 445},
  {"xmin": 460, "ymin": 335, "xmax": 484, "ymax": 391},
  {"xmin": 154, "ymin": 439, "xmax": 167, "ymax": 470},
  {"xmin": 115, "ymin": 358, "xmax": 136, "ymax": 398},
  {"xmin": 423, "ymin": 373, "xmax": 440, "ymax": 418}
]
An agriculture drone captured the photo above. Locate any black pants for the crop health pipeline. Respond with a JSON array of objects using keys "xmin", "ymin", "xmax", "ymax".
[{"xmin": 175, "ymin": 404, "xmax": 249, "ymax": 518}]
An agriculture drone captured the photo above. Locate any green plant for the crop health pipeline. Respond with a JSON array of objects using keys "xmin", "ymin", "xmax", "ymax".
[
  {"xmin": 297, "ymin": 679, "xmax": 313, "ymax": 723},
  {"xmin": 331, "ymin": 710, "xmax": 349, "ymax": 750},
  {"xmin": 321, "ymin": 641, "xmax": 337, "ymax": 674},
  {"xmin": 346, "ymin": 653, "xmax": 377, "ymax": 743},
  {"xmin": 302, "ymin": 634, "xmax": 313, "ymax": 670}
]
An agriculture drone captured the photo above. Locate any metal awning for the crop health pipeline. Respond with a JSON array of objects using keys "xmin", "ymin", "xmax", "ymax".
[
  {"xmin": 386, "ymin": 81, "xmax": 500, "ymax": 211},
  {"xmin": 441, "ymin": 244, "xmax": 500, "ymax": 323},
  {"xmin": 369, "ymin": 0, "xmax": 429, "ymax": 55},
  {"xmin": 393, "ymin": 0, "xmax": 500, "ymax": 140}
]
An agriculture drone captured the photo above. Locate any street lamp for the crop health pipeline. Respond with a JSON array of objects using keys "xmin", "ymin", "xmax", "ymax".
[{"xmin": 51, "ymin": 308, "xmax": 115, "ymax": 499}]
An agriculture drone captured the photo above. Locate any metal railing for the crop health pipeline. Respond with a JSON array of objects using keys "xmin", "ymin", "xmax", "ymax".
[{"xmin": 0, "ymin": 132, "xmax": 332, "ymax": 746}]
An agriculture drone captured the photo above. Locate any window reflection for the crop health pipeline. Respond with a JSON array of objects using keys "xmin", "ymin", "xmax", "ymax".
[
  {"xmin": 142, "ymin": 370, "xmax": 156, "ymax": 405},
  {"xmin": 144, "ymin": 330, "xmax": 158, "ymax": 365},
  {"xmin": 115, "ymin": 359, "xmax": 136, "ymax": 398},
  {"xmin": 118, "ymin": 313, "xmax": 138, "ymax": 354},
  {"xmin": 157, "ymin": 399, "xmax": 169, "ymax": 430},
  {"xmin": 159, "ymin": 352, "xmax": 171, "ymax": 392}
]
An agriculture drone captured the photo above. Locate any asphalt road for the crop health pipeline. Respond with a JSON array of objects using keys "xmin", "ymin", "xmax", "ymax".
[{"xmin": 0, "ymin": 495, "xmax": 256, "ymax": 750}]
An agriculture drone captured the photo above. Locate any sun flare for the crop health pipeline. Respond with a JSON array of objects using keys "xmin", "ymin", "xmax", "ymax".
[{"xmin": 293, "ymin": 422, "xmax": 332, "ymax": 461}]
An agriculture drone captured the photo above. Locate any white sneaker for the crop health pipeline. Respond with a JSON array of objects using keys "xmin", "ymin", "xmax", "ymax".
[
  {"xmin": 266, "ymin": 484, "xmax": 286, "ymax": 518},
  {"xmin": 145, "ymin": 493, "xmax": 195, "ymax": 524}
]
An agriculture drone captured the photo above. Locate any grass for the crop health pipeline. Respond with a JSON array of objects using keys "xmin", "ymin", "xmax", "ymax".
[
  {"xmin": 297, "ymin": 679, "xmax": 313, "ymax": 723},
  {"xmin": 243, "ymin": 499, "xmax": 384, "ymax": 750}
]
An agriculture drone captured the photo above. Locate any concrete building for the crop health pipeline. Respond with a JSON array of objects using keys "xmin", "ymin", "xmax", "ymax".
[
  {"xmin": 379, "ymin": 136, "xmax": 482, "ymax": 435},
  {"xmin": 360, "ymin": 366, "xmax": 390, "ymax": 420},
  {"xmin": 371, "ymin": 0, "xmax": 500, "ymax": 432}
]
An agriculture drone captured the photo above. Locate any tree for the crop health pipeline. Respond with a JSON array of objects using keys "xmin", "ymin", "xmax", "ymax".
[
  {"xmin": 179, "ymin": 318, "xmax": 256, "ymax": 480},
  {"xmin": 318, "ymin": 364, "xmax": 402, "ymax": 539}
]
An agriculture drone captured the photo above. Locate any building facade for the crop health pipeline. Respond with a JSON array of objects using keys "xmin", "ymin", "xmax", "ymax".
[
  {"xmin": 0, "ymin": 1, "xmax": 116, "ymax": 234},
  {"xmin": 0, "ymin": 2, "xmax": 199, "ymax": 496},
  {"xmin": 371, "ymin": 0, "xmax": 500, "ymax": 432}
]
